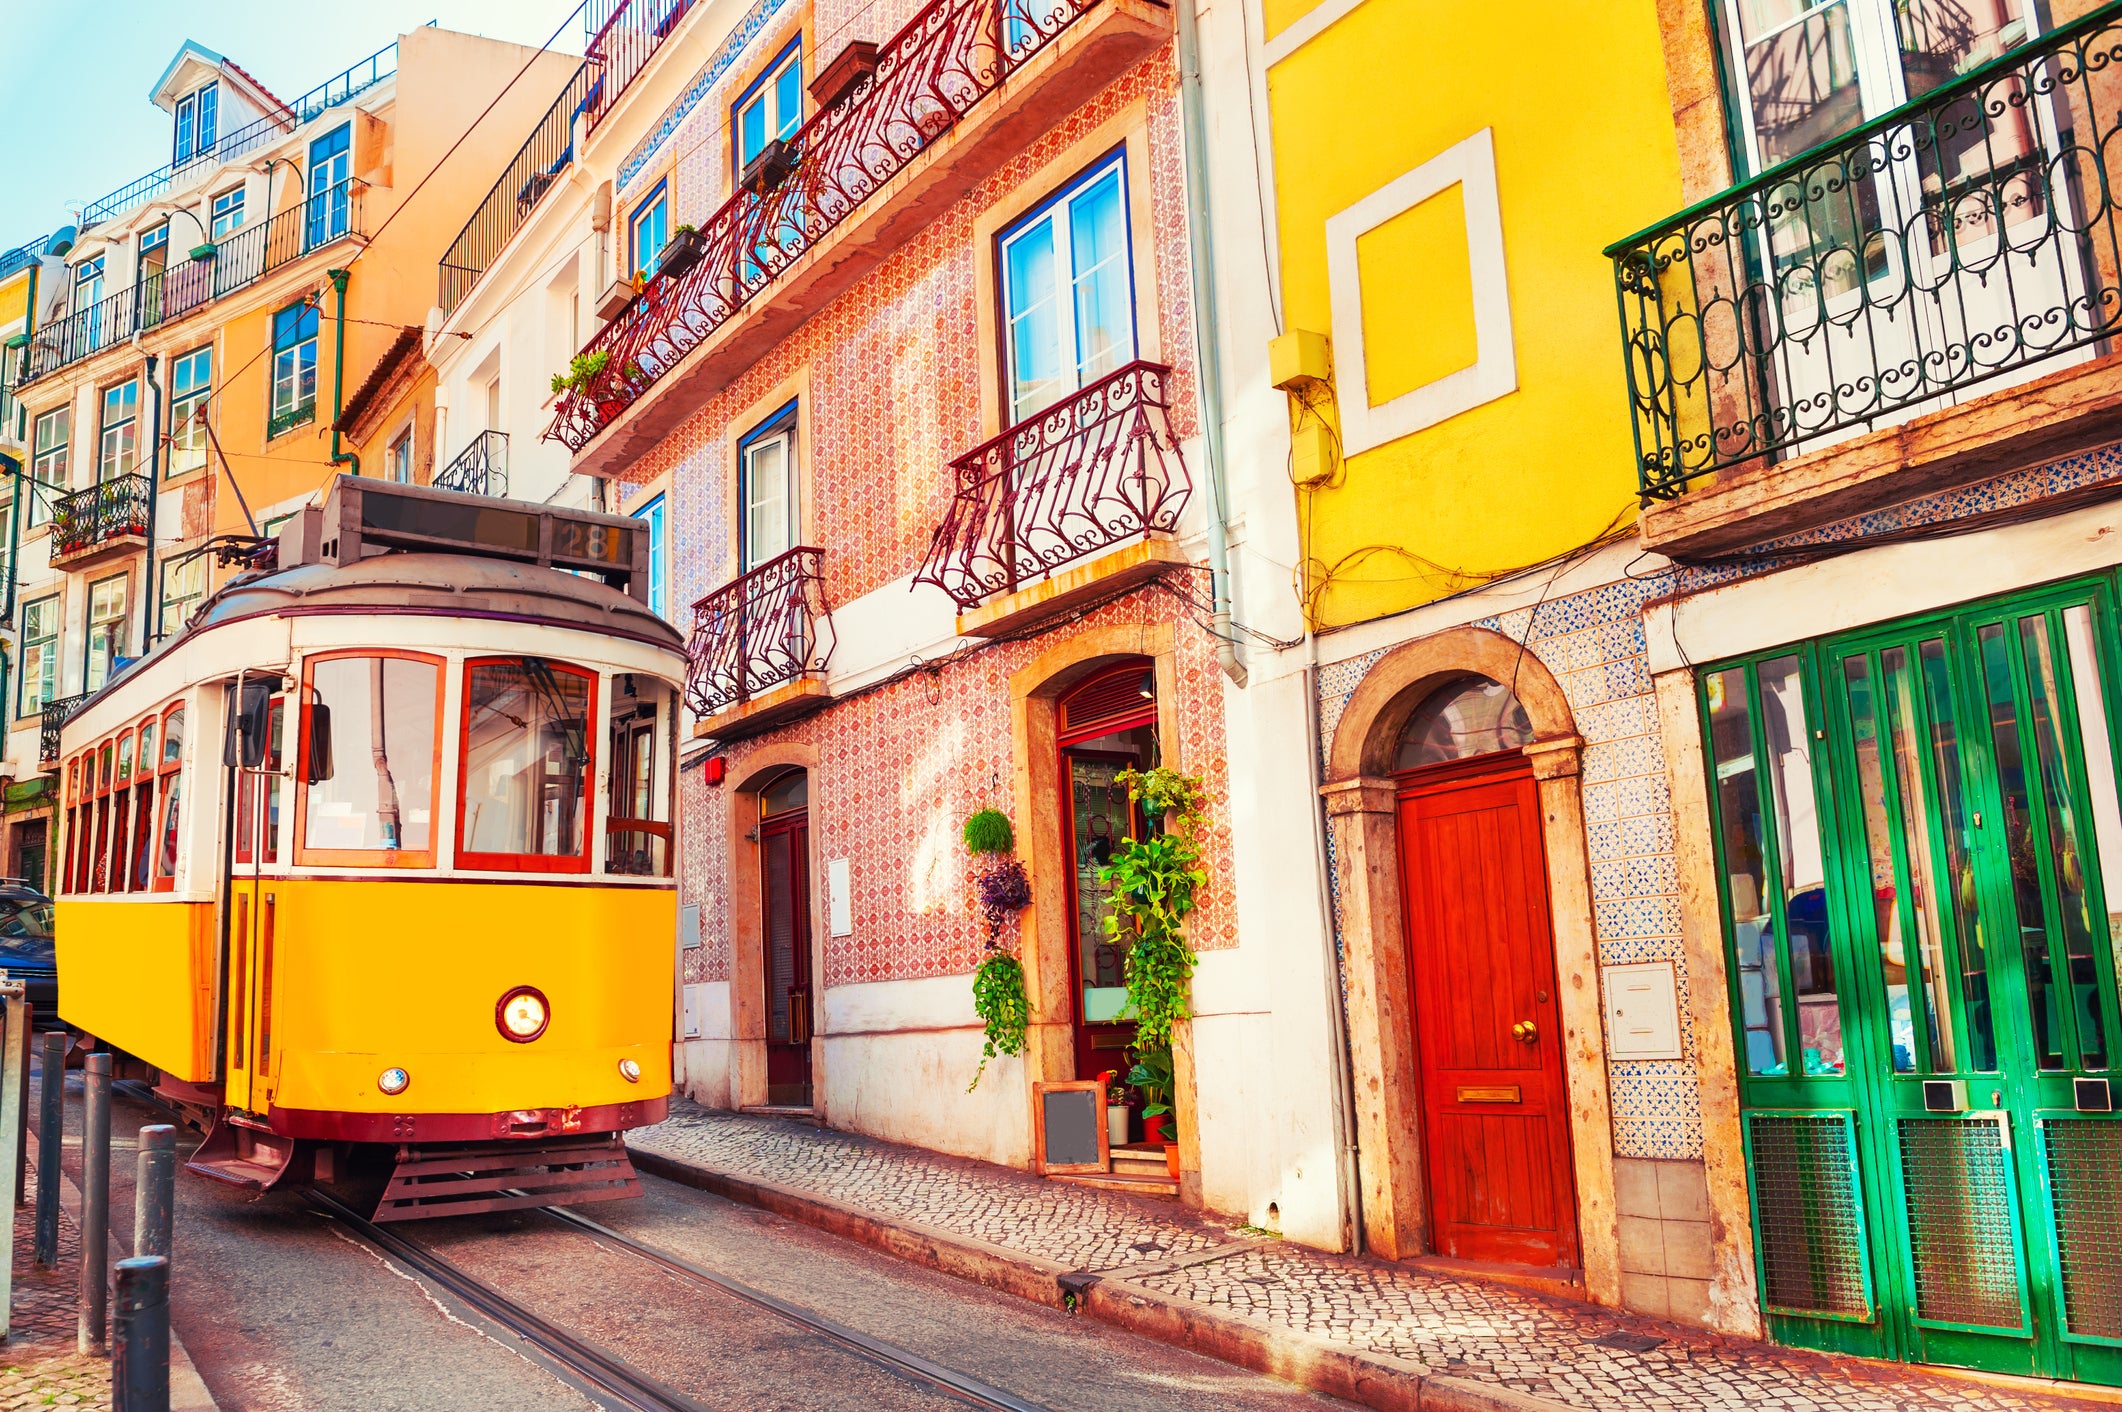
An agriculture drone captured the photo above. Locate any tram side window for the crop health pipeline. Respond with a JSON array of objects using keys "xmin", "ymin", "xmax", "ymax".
[
  {"xmin": 459, "ymin": 659, "xmax": 595, "ymax": 871},
  {"xmin": 156, "ymin": 704, "xmax": 185, "ymax": 887},
  {"xmin": 93, "ymin": 742, "xmax": 115, "ymax": 894},
  {"xmin": 111, "ymin": 732, "xmax": 134, "ymax": 894},
  {"xmin": 132, "ymin": 718, "xmax": 156, "ymax": 891},
  {"xmin": 300, "ymin": 655, "xmax": 440, "ymax": 863},
  {"xmin": 606, "ymin": 675, "xmax": 674, "ymax": 877}
]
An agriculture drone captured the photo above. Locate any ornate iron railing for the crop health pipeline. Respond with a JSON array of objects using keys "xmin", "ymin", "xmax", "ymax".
[
  {"xmin": 51, "ymin": 474, "xmax": 151, "ymax": 560},
  {"xmin": 434, "ymin": 430, "xmax": 509, "ymax": 497},
  {"xmin": 584, "ymin": 0, "xmax": 704, "ymax": 131},
  {"xmin": 39, "ymin": 693, "xmax": 89, "ymax": 766},
  {"xmin": 547, "ymin": 0, "xmax": 1103, "ymax": 451},
  {"xmin": 1610, "ymin": 6, "xmax": 2122, "ymax": 500},
  {"xmin": 81, "ymin": 39, "xmax": 402, "ymax": 230},
  {"xmin": 23, "ymin": 183, "xmax": 366, "ymax": 385},
  {"xmin": 914, "ymin": 361, "xmax": 1188, "ymax": 608},
  {"xmin": 684, "ymin": 547, "xmax": 835, "ymax": 718},
  {"xmin": 440, "ymin": 64, "xmax": 597, "ymax": 313},
  {"xmin": 266, "ymin": 399, "xmax": 317, "ymax": 440}
]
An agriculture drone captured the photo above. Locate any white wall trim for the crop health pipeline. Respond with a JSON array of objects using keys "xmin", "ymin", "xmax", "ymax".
[
  {"xmin": 1262, "ymin": 0, "xmax": 1368, "ymax": 66},
  {"xmin": 1324, "ymin": 127, "xmax": 1514, "ymax": 456}
]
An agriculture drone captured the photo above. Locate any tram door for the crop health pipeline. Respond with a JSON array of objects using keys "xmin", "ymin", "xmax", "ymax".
[{"xmin": 225, "ymin": 693, "xmax": 285, "ymax": 1115}]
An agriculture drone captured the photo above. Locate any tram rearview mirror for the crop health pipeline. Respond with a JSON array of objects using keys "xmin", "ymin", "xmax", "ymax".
[
  {"xmin": 224, "ymin": 683, "xmax": 272, "ymax": 769},
  {"xmin": 305, "ymin": 704, "xmax": 334, "ymax": 784}
]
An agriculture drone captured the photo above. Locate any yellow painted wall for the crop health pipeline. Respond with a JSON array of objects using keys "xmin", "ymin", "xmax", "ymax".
[
  {"xmin": 1268, "ymin": 0, "xmax": 1685, "ymax": 627},
  {"xmin": 0, "ymin": 267, "xmax": 29, "ymax": 335},
  {"xmin": 55, "ymin": 900, "xmax": 216, "ymax": 1081}
]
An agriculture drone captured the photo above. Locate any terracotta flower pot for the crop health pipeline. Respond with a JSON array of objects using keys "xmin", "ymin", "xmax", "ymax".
[{"xmin": 1163, "ymin": 1142, "xmax": 1180, "ymax": 1180}]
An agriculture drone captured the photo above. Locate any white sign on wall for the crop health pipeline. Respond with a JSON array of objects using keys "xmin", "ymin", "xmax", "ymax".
[
  {"xmin": 682, "ymin": 983, "xmax": 703, "ymax": 1039},
  {"xmin": 678, "ymin": 902, "xmax": 702, "ymax": 950},
  {"xmin": 827, "ymin": 858, "xmax": 852, "ymax": 937},
  {"xmin": 1603, "ymin": 960, "xmax": 1683, "ymax": 1061}
]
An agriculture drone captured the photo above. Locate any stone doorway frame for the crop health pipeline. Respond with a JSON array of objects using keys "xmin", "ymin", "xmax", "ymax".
[
  {"xmin": 1321, "ymin": 624, "xmax": 1621, "ymax": 1306},
  {"xmin": 725, "ymin": 743, "xmax": 825, "ymax": 1114}
]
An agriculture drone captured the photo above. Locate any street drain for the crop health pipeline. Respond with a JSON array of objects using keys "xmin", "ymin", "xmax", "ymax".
[{"xmin": 1587, "ymin": 1332, "xmax": 1665, "ymax": 1353}]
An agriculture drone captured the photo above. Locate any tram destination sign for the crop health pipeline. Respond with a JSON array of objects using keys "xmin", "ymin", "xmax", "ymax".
[{"xmin": 308, "ymin": 475, "xmax": 650, "ymax": 603}]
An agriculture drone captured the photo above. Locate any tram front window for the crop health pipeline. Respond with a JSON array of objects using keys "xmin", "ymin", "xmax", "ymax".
[
  {"xmin": 459, "ymin": 658, "xmax": 594, "ymax": 869},
  {"xmin": 606, "ymin": 674, "xmax": 673, "ymax": 877},
  {"xmin": 301, "ymin": 654, "xmax": 439, "ymax": 861}
]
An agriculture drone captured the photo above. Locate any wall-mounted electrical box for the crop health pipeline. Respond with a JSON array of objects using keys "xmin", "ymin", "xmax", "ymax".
[
  {"xmin": 1269, "ymin": 328, "xmax": 1332, "ymax": 391},
  {"xmin": 1603, "ymin": 960, "xmax": 1682, "ymax": 1061}
]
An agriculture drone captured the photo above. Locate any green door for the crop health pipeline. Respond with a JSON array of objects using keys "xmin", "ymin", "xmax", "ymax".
[{"xmin": 1706, "ymin": 579, "xmax": 2122, "ymax": 1384}]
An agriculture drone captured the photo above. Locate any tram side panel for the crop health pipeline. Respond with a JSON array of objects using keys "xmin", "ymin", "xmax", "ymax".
[{"xmin": 53, "ymin": 900, "xmax": 219, "ymax": 1081}]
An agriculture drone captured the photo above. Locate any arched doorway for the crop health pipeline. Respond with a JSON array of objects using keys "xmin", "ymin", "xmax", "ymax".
[
  {"xmin": 1392, "ymin": 675, "xmax": 1580, "ymax": 1272},
  {"xmin": 1057, "ymin": 661, "xmax": 1159, "ymax": 1084},
  {"xmin": 757, "ymin": 767, "xmax": 812, "ymax": 1108}
]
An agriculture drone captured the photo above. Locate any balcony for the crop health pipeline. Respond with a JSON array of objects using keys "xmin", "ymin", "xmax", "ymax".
[
  {"xmin": 22, "ymin": 182, "xmax": 367, "ymax": 386},
  {"xmin": 51, "ymin": 475, "xmax": 151, "ymax": 569},
  {"xmin": 915, "ymin": 360, "xmax": 1190, "ymax": 635},
  {"xmin": 684, "ymin": 547, "xmax": 836, "ymax": 740},
  {"xmin": 439, "ymin": 64, "xmax": 595, "ymax": 314},
  {"xmin": 1610, "ymin": 7, "xmax": 2122, "ymax": 556},
  {"xmin": 584, "ymin": 0, "xmax": 702, "ymax": 132},
  {"xmin": 546, "ymin": 0, "xmax": 1172, "ymax": 475},
  {"xmin": 39, "ymin": 693, "xmax": 90, "ymax": 767},
  {"xmin": 434, "ymin": 431, "xmax": 510, "ymax": 497}
]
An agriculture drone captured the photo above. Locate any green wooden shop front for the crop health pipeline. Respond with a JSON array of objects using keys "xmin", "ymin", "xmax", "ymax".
[{"xmin": 1703, "ymin": 574, "xmax": 2122, "ymax": 1384}]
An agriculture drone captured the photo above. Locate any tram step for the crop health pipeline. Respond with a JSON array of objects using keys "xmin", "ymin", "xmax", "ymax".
[
  {"xmin": 373, "ymin": 1134, "xmax": 641, "ymax": 1223},
  {"xmin": 184, "ymin": 1113, "xmax": 298, "ymax": 1192}
]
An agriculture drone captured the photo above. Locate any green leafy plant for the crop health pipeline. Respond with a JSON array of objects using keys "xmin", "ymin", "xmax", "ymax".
[
  {"xmin": 962, "ymin": 808, "xmax": 1014, "ymax": 855},
  {"xmin": 968, "ymin": 952, "xmax": 1028, "ymax": 1092},
  {"xmin": 674, "ymin": 222, "xmax": 698, "ymax": 235},
  {"xmin": 1098, "ymin": 766, "xmax": 1209, "ymax": 1053},
  {"xmin": 1127, "ymin": 1045, "xmax": 1174, "ymax": 1120},
  {"xmin": 623, "ymin": 359, "xmax": 647, "ymax": 383},
  {"xmin": 553, "ymin": 349, "xmax": 612, "ymax": 396}
]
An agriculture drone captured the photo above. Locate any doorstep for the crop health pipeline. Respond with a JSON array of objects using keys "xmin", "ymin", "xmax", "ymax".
[{"xmin": 736, "ymin": 1105, "xmax": 817, "ymax": 1119}]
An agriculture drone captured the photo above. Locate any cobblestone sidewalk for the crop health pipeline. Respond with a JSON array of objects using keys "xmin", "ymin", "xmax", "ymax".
[
  {"xmin": 632, "ymin": 1099, "xmax": 2103, "ymax": 1412},
  {"xmin": 0, "ymin": 1154, "xmax": 111, "ymax": 1412}
]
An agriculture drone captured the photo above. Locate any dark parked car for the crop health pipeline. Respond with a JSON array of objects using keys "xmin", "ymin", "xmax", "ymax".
[{"xmin": 0, "ymin": 884, "xmax": 57, "ymax": 1021}]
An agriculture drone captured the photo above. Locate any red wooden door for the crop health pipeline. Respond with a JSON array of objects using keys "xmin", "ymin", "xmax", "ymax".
[
  {"xmin": 760, "ymin": 811, "xmax": 812, "ymax": 1107},
  {"xmin": 1397, "ymin": 758, "xmax": 1579, "ymax": 1270}
]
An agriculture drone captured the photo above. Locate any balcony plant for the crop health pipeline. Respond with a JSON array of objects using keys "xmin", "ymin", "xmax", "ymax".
[
  {"xmin": 658, "ymin": 223, "xmax": 706, "ymax": 281},
  {"xmin": 966, "ymin": 808, "xmax": 1032, "ymax": 1091},
  {"xmin": 550, "ymin": 349, "xmax": 612, "ymax": 397}
]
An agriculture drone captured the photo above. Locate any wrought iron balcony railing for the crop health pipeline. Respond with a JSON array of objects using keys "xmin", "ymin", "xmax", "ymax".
[
  {"xmin": 51, "ymin": 474, "xmax": 152, "ymax": 560},
  {"xmin": 81, "ymin": 39, "xmax": 402, "ymax": 229},
  {"xmin": 434, "ymin": 430, "xmax": 509, "ymax": 497},
  {"xmin": 266, "ymin": 398, "xmax": 317, "ymax": 441},
  {"xmin": 583, "ymin": 0, "xmax": 702, "ymax": 132},
  {"xmin": 23, "ymin": 182, "xmax": 366, "ymax": 386},
  {"xmin": 440, "ymin": 64, "xmax": 596, "ymax": 314},
  {"xmin": 914, "ymin": 361, "xmax": 1189, "ymax": 608},
  {"xmin": 1610, "ymin": 5, "xmax": 2122, "ymax": 501},
  {"xmin": 39, "ymin": 693, "xmax": 90, "ymax": 766},
  {"xmin": 547, "ymin": 0, "xmax": 1104, "ymax": 452},
  {"xmin": 684, "ymin": 547, "xmax": 836, "ymax": 718}
]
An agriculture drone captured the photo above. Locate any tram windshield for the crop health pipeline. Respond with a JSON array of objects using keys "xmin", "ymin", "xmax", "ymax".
[
  {"xmin": 302, "ymin": 654, "xmax": 440, "ymax": 860},
  {"xmin": 459, "ymin": 658, "xmax": 594, "ymax": 867}
]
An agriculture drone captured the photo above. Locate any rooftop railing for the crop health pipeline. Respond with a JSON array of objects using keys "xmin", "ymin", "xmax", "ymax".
[
  {"xmin": 439, "ymin": 64, "xmax": 596, "ymax": 314},
  {"xmin": 583, "ymin": 0, "xmax": 703, "ymax": 132},
  {"xmin": 433, "ymin": 430, "xmax": 509, "ymax": 497},
  {"xmin": 547, "ymin": 0, "xmax": 1104, "ymax": 452},
  {"xmin": 1609, "ymin": 6, "xmax": 2122, "ymax": 501},
  {"xmin": 914, "ymin": 361, "xmax": 1189, "ymax": 608},
  {"xmin": 81, "ymin": 39, "xmax": 401, "ymax": 230},
  {"xmin": 50, "ymin": 474, "xmax": 151, "ymax": 562},
  {"xmin": 22, "ymin": 182, "xmax": 366, "ymax": 385},
  {"xmin": 684, "ymin": 546, "xmax": 835, "ymax": 719}
]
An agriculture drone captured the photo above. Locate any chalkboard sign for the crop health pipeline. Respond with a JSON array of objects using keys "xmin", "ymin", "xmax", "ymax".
[{"xmin": 1033, "ymin": 1080, "xmax": 1109, "ymax": 1175}]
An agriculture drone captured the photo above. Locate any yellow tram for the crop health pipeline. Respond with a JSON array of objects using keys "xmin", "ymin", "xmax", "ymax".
[{"xmin": 52, "ymin": 477, "xmax": 685, "ymax": 1219}]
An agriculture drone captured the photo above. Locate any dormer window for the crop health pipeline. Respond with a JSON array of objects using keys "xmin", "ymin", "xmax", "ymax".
[{"xmin": 174, "ymin": 82, "xmax": 219, "ymax": 166}]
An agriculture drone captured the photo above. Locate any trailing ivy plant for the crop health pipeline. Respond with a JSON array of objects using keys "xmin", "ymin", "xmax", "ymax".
[
  {"xmin": 969, "ymin": 951, "xmax": 1028, "ymax": 1092},
  {"xmin": 1098, "ymin": 766, "xmax": 1209, "ymax": 1053},
  {"xmin": 965, "ymin": 808, "xmax": 1031, "ymax": 1091}
]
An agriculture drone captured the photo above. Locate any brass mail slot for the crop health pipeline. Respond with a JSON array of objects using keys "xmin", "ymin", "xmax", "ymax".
[{"xmin": 1457, "ymin": 1084, "xmax": 1522, "ymax": 1104}]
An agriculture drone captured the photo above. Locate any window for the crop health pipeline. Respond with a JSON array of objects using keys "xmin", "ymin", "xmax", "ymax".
[
  {"xmin": 29, "ymin": 409, "xmax": 66, "ymax": 528},
  {"xmin": 18, "ymin": 595, "xmax": 57, "ymax": 717},
  {"xmin": 129, "ymin": 716, "xmax": 158, "ymax": 890},
  {"xmin": 270, "ymin": 301, "xmax": 319, "ymax": 434},
  {"xmin": 388, "ymin": 426, "xmax": 414, "ymax": 484},
  {"xmin": 298, "ymin": 653, "xmax": 441, "ymax": 864},
  {"xmin": 168, "ymin": 347, "xmax": 211, "ymax": 477},
  {"xmin": 634, "ymin": 494, "xmax": 668, "ymax": 618},
  {"xmin": 739, "ymin": 403, "xmax": 797, "ymax": 571},
  {"xmin": 75, "ymin": 258, "xmax": 106, "ymax": 353},
  {"xmin": 138, "ymin": 224, "xmax": 169, "ymax": 303},
  {"xmin": 307, "ymin": 124, "xmax": 352, "ymax": 247},
  {"xmin": 159, "ymin": 555, "xmax": 206, "ymax": 638},
  {"xmin": 175, "ymin": 82, "xmax": 218, "ymax": 164},
  {"xmin": 736, "ymin": 40, "xmax": 803, "ymax": 175},
  {"xmin": 606, "ymin": 674, "xmax": 674, "ymax": 877},
  {"xmin": 631, "ymin": 182, "xmax": 668, "ymax": 279},
  {"xmin": 457, "ymin": 658, "xmax": 596, "ymax": 872},
  {"xmin": 235, "ymin": 695, "xmax": 284, "ymax": 867},
  {"xmin": 98, "ymin": 381, "xmax": 139, "ymax": 481},
  {"xmin": 210, "ymin": 187, "xmax": 245, "ymax": 240},
  {"xmin": 155, "ymin": 703, "xmax": 185, "ymax": 887},
  {"xmin": 999, "ymin": 151, "xmax": 1136, "ymax": 424},
  {"xmin": 84, "ymin": 574, "xmax": 128, "ymax": 694},
  {"xmin": 1394, "ymin": 677, "xmax": 1534, "ymax": 769}
]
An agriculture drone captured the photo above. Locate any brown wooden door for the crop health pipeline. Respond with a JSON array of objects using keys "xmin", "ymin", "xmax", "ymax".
[
  {"xmin": 760, "ymin": 810, "xmax": 813, "ymax": 1107},
  {"xmin": 1397, "ymin": 758, "xmax": 1579, "ymax": 1271}
]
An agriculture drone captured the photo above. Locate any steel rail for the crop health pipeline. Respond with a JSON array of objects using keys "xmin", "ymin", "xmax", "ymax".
[{"xmin": 540, "ymin": 1205, "xmax": 1050, "ymax": 1412}]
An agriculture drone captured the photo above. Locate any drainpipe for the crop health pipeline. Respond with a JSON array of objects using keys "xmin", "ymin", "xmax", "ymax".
[
  {"xmin": 1175, "ymin": 0, "xmax": 1245, "ymax": 687},
  {"xmin": 327, "ymin": 268, "xmax": 358, "ymax": 478},
  {"xmin": 140, "ymin": 354, "xmax": 162, "ymax": 658}
]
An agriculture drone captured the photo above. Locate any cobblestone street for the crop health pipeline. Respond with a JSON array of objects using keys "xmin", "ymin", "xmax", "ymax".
[
  {"xmin": 631, "ymin": 1100, "xmax": 2109, "ymax": 1412},
  {"xmin": 0, "ymin": 1155, "xmax": 109, "ymax": 1412}
]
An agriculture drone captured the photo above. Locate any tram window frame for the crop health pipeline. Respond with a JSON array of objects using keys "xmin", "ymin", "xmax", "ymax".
[
  {"xmin": 154, "ymin": 701, "xmax": 185, "ymax": 891},
  {"xmin": 131, "ymin": 714, "xmax": 157, "ymax": 891},
  {"xmin": 111, "ymin": 730, "xmax": 134, "ymax": 894},
  {"xmin": 455, "ymin": 656, "xmax": 599, "ymax": 875},
  {"xmin": 62, "ymin": 757, "xmax": 80, "ymax": 894},
  {"xmin": 604, "ymin": 674, "xmax": 675, "ymax": 878},
  {"xmin": 235, "ymin": 693, "xmax": 285, "ymax": 867},
  {"xmin": 294, "ymin": 650, "xmax": 445, "ymax": 870},
  {"xmin": 92, "ymin": 740, "xmax": 114, "ymax": 894}
]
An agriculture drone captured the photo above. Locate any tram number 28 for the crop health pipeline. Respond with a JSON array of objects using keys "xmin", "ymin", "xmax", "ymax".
[{"xmin": 551, "ymin": 521, "xmax": 632, "ymax": 565}]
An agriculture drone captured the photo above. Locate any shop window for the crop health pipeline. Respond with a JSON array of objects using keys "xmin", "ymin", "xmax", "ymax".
[
  {"xmin": 999, "ymin": 151, "xmax": 1136, "ymax": 425},
  {"xmin": 458, "ymin": 658, "xmax": 595, "ymax": 872},
  {"xmin": 298, "ymin": 653, "xmax": 441, "ymax": 866},
  {"xmin": 606, "ymin": 673, "xmax": 675, "ymax": 877}
]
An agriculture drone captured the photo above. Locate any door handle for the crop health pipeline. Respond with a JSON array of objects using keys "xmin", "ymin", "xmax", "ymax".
[{"xmin": 1511, "ymin": 1020, "xmax": 1539, "ymax": 1044}]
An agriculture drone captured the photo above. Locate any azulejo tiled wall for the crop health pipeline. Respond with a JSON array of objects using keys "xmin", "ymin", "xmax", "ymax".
[{"xmin": 1315, "ymin": 571, "xmax": 1705, "ymax": 1161}]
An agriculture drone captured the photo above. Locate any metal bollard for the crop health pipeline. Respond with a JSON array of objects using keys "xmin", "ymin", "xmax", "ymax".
[
  {"xmin": 79, "ymin": 1051, "xmax": 111, "ymax": 1356},
  {"xmin": 35, "ymin": 1030, "xmax": 64, "ymax": 1268},
  {"xmin": 134, "ymin": 1126, "xmax": 177, "ymax": 1261},
  {"xmin": 112, "ymin": 1255, "xmax": 170, "ymax": 1412}
]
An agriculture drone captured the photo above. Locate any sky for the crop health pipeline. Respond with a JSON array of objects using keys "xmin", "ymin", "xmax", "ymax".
[{"xmin": 0, "ymin": 0, "xmax": 585, "ymax": 251}]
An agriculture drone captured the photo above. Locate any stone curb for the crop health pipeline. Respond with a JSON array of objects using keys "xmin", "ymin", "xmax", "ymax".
[{"xmin": 628, "ymin": 1144, "xmax": 1574, "ymax": 1412}]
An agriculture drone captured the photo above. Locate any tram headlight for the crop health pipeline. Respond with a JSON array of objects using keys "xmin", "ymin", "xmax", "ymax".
[
  {"xmin": 618, "ymin": 1058, "xmax": 641, "ymax": 1083},
  {"xmin": 378, "ymin": 1068, "xmax": 410, "ymax": 1096},
  {"xmin": 497, "ymin": 985, "xmax": 550, "ymax": 1043}
]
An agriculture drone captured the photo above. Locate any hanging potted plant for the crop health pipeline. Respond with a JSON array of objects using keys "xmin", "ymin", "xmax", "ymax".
[
  {"xmin": 658, "ymin": 223, "xmax": 705, "ymax": 281},
  {"xmin": 966, "ymin": 809, "xmax": 1032, "ymax": 1091}
]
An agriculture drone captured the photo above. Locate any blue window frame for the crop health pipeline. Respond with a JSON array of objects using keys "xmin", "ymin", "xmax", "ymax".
[
  {"xmin": 307, "ymin": 124, "xmax": 352, "ymax": 247},
  {"xmin": 175, "ymin": 82, "xmax": 218, "ymax": 165},
  {"xmin": 634, "ymin": 494, "xmax": 669, "ymax": 619},
  {"xmin": 997, "ymin": 149, "xmax": 1136, "ymax": 425},
  {"xmin": 735, "ymin": 39, "xmax": 803, "ymax": 176},
  {"xmin": 270, "ymin": 302, "xmax": 319, "ymax": 430},
  {"xmin": 738, "ymin": 402, "xmax": 798, "ymax": 572},
  {"xmin": 631, "ymin": 182, "xmax": 668, "ymax": 278}
]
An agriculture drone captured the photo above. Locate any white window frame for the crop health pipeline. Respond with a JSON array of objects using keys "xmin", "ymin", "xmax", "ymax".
[
  {"xmin": 84, "ymin": 573, "xmax": 128, "ymax": 695},
  {"xmin": 210, "ymin": 187, "xmax": 245, "ymax": 241},
  {"xmin": 18, "ymin": 594, "xmax": 58, "ymax": 718},
  {"xmin": 997, "ymin": 151, "xmax": 1139, "ymax": 426},
  {"xmin": 159, "ymin": 554, "xmax": 207, "ymax": 639},
  {"xmin": 388, "ymin": 423, "xmax": 415, "ymax": 484},
  {"xmin": 168, "ymin": 346, "xmax": 211, "ymax": 478},
  {"xmin": 739, "ymin": 408, "xmax": 797, "ymax": 572},
  {"xmin": 30, "ymin": 408, "xmax": 67, "ymax": 527},
  {"xmin": 631, "ymin": 183, "xmax": 668, "ymax": 278},
  {"xmin": 270, "ymin": 302, "xmax": 319, "ymax": 431},
  {"xmin": 98, "ymin": 380, "xmax": 139, "ymax": 482},
  {"xmin": 634, "ymin": 493, "xmax": 669, "ymax": 618}
]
